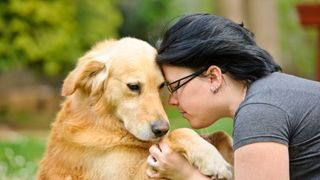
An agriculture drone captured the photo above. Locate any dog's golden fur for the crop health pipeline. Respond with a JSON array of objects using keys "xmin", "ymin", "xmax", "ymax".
[{"xmin": 37, "ymin": 38, "xmax": 233, "ymax": 180}]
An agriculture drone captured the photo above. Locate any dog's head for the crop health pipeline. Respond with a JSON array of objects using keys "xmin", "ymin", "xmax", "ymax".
[{"xmin": 61, "ymin": 37, "xmax": 169, "ymax": 141}]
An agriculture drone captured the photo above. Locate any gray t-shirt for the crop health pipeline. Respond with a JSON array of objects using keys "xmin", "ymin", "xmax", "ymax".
[{"xmin": 233, "ymin": 72, "xmax": 320, "ymax": 180}]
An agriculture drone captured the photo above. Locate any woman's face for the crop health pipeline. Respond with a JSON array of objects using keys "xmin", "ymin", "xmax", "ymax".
[{"xmin": 162, "ymin": 65, "xmax": 227, "ymax": 129}]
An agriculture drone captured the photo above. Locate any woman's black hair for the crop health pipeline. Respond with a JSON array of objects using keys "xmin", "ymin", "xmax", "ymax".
[{"xmin": 156, "ymin": 13, "xmax": 282, "ymax": 85}]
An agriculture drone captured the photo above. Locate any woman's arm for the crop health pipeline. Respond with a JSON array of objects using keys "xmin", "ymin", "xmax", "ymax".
[{"xmin": 234, "ymin": 142, "xmax": 289, "ymax": 180}]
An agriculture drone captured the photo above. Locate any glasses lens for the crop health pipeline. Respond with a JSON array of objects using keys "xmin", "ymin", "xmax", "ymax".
[
  {"xmin": 165, "ymin": 80, "xmax": 179, "ymax": 94},
  {"xmin": 166, "ymin": 67, "xmax": 207, "ymax": 94},
  {"xmin": 165, "ymin": 83, "xmax": 172, "ymax": 93}
]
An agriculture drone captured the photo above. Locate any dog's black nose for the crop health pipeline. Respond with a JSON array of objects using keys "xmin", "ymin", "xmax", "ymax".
[{"xmin": 151, "ymin": 120, "xmax": 169, "ymax": 137}]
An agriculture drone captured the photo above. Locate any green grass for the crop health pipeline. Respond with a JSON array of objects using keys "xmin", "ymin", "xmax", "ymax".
[{"xmin": 0, "ymin": 136, "xmax": 46, "ymax": 180}]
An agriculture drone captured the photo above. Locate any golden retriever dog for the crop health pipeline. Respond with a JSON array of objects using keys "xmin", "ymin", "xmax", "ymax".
[{"xmin": 37, "ymin": 37, "xmax": 233, "ymax": 180}]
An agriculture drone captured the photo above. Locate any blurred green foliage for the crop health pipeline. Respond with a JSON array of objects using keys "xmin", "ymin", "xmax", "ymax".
[
  {"xmin": 118, "ymin": 0, "xmax": 176, "ymax": 42},
  {"xmin": 118, "ymin": 0, "xmax": 214, "ymax": 43},
  {"xmin": 278, "ymin": 0, "xmax": 317, "ymax": 79},
  {"xmin": 166, "ymin": 107, "xmax": 233, "ymax": 135},
  {"xmin": 0, "ymin": 0, "xmax": 317, "ymax": 79},
  {"xmin": 0, "ymin": 0, "xmax": 121, "ymax": 77}
]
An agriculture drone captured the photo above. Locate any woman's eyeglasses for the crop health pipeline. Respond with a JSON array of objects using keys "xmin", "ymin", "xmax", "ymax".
[{"xmin": 165, "ymin": 67, "xmax": 207, "ymax": 94}]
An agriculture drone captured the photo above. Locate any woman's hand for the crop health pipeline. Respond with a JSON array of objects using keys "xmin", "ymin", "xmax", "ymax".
[{"xmin": 146, "ymin": 140, "xmax": 210, "ymax": 180}]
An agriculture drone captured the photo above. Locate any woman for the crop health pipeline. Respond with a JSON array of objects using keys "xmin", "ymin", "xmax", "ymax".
[{"xmin": 146, "ymin": 13, "xmax": 320, "ymax": 180}]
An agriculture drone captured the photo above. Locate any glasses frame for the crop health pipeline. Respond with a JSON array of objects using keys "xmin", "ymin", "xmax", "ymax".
[{"xmin": 165, "ymin": 67, "xmax": 207, "ymax": 94}]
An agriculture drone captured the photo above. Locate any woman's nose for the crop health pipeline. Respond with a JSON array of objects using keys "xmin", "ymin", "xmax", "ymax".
[{"xmin": 168, "ymin": 93, "xmax": 178, "ymax": 106}]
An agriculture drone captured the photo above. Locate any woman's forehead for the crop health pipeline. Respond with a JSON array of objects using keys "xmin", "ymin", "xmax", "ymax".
[
  {"xmin": 162, "ymin": 65, "xmax": 193, "ymax": 74},
  {"xmin": 161, "ymin": 65, "xmax": 189, "ymax": 78}
]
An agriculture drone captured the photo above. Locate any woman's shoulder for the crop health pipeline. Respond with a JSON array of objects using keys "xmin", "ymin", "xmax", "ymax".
[
  {"xmin": 245, "ymin": 72, "xmax": 320, "ymax": 102},
  {"xmin": 250, "ymin": 72, "xmax": 320, "ymax": 91},
  {"xmin": 236, "ymin": 72, "xmax": 320, "ymax": 125}
]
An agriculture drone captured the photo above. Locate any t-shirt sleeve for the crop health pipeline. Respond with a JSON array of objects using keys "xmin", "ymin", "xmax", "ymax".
[{"xmin": 233, "ymin": 103, "xmax": 290, "ymax": 150}]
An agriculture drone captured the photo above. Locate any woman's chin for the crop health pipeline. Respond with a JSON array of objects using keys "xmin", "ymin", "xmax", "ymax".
[
  {"xmin": 186, "ymin": 117, "xmax": 214, "ymax": 129},
  {"xmin": 183, "ymin": 113, "xmax": 209, "ymax": 129},
  {"xmin": 188, "ymin": 119, "xmax": 206, "ymax": 129},
  {"xmin": 190, "ymin": 124, "xmax": 202, "ymax": 129}
]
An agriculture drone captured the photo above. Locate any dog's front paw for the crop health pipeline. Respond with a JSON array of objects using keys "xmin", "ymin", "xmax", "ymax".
[
  {"xmin": 166, "ymin": 128, "xmax": 233, "ymax": 179},
  {"xmin": 197, "ymin": 157, "xmax": 233, "ymax": 179},
  {"xmin": 193, "ymin": 146, "xmax": 233, "ymax": 180}
]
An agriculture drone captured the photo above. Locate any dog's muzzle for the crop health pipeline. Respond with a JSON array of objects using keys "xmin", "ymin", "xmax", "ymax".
[{"xmin": 151, "ymin": 120, "xmax": 169, "ymax": 137}]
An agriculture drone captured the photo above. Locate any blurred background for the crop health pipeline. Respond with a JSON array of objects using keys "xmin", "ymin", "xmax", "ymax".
[{"xmin": 0, "ymin": 0, "xmax": 319, "ymax": 179}]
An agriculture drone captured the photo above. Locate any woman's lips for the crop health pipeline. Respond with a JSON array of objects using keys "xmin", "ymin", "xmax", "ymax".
[
  {"xmin": 178, "ymin": 108, "xmax": 188, "ymax": 117},
  {"xmin": 180, "ymin": 111, "xmax": 187, "ymax": 117},
  {"xmin": 178, "ymin": 107, "xmax": 184, "ymax": 113},
  {"xmin": 179, "ymin": 110, "xmax": 186, "ymax": 114}
]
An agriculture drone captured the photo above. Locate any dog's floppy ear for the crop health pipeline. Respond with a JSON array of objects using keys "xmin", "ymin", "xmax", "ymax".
[{"xmin": 62, "ymin": 60, "xmax": 106, "ymax": 96}]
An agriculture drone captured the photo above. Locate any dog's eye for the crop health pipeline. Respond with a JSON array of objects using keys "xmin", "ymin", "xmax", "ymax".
[{"xmin": 127, "ymin": 83, "xmax": 140, "ymax": 92}]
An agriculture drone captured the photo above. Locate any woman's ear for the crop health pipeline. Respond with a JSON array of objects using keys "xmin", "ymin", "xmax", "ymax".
[
  {"xmin": 206, "ymin": 65, "xmax": 223, "ymax": 83},
  {"xmin": 206, "ymin": 65, "xmax": 223, "ymax": 94}
]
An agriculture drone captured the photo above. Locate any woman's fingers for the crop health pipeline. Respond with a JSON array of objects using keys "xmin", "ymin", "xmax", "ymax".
[
  {"xmin": 146, "ymin": 166, "xmax": 161, "ymax": 178},
  {"xmin": 146, "ymin": 154, "xmax": 164, "ymax": 179},
  {"xmin": 147, "ymin": 142, "xmax": 193, "ymax": 179},
  {"xmin": 149, "ymin": 144, "xmax": 162, "ymax": 158},
  {"xmin": 147, "ymin": 155, "xmax": 157, "ymax": 169},
  {"xmin": 158, "ymin": 141, "xmax": 172, "ymax": 154}
]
